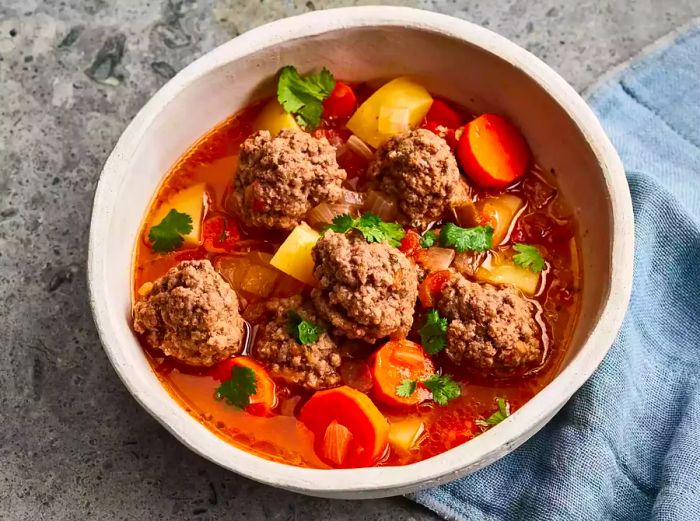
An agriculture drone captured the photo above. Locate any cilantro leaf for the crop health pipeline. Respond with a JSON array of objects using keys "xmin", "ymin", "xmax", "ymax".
[
  {"xmin": 396, "ymin": 379, "xmax": 417, "ymax": 398},
  {"xmin": 277, "ymin": 65, "xmax": 335, "ymax": 130},
  {"xmin": 215, "ymin": 365, "xmax": 257, "ymax": 409},
  {"xmin": 420, "ymin": 230, "xmax": 438, "ymax": 248},
  {"xmin": 423, "ymin": 374, "xmax": 461, "ymax": 406},
  {"xmin": 287, "ymin": 310, "xmax": 324, "ymax": 345},
  {"xmin": 419, "ymin": 309, "xmax": 448, "ymax": 355},
  {"xmin": 326, "ymin": 212, "xmax": 406, "ymax": 247},
  {"xmin": 440, "ymin": 223, "xmax": 493, "ymax": 253},
  {"xmin": 512, "ymin": 243, "xmax": 546, "ymax": 273},
  {"xmin": 148, "ymin": 209, "xmax": 193, "ymax": 253},
  {"xmin": 476, "ymin": 397, "xmax": 511, "ymax": 427}
]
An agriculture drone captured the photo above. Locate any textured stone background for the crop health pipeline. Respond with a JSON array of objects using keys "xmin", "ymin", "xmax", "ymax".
[{"xmin": 1, "ymin": 1, "xmax": 698, "ymax": 519}]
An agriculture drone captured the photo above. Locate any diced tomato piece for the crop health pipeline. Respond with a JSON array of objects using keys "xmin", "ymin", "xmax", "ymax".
[
  {"xmin": 299, "ymin": 386, "xmax": 389, "ymax": 468},
  {"xmin": 322, "ymin": 81, "xmax": 357, "ymax": 120},
  {"xmin": 418, "ymin": 270, "xmax": 452, "ymax": 308},
  {"xmin": 457, "ymin": 114, "xmax": 530, "ymax": 188},
  {"xmin": 202, "ymin": 214, "xmax": 240, "ymax": 253},
  {"xmin": 425, "ymin": 99, "xmax": 463, "ymax": 129},
  {"xmin": 399, "ymin": 229, "xmax": 422, "ymax": 256},
  {"xmin": 371, "ymin": 340, "xmax": 434, "ymax": 408}
]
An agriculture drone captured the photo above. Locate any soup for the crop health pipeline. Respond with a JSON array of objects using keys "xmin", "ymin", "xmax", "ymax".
[{"xmin": 132, "ymin": 67, "xmax": 581, "ymax": 469}]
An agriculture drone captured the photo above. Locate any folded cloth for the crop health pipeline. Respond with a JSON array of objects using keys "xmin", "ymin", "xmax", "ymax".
[{"xmin": 410, "ymin": 22, "xmax": 700, "ymax": 521}]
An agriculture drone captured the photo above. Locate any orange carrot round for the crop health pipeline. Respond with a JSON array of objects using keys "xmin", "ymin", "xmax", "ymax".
[
  {"xmin": 457, "ymin": 114, "xmax": 530, "ymax": 188},
  {"xmin": 299, "ymin": 386, "xmax": 389, "ymax": 468},
  {"xmin": 212, "ymin": 356, "xmax": 278, "ymax": 416},
  {"xmin": 371, "ymin": 340, "xmax": 434, "ymax": 408}
]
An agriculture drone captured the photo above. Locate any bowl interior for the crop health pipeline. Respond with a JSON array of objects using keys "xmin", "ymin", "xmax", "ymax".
[{"xmin": 91, "ymin": 10, "xmax": 624, "ymax": 499}]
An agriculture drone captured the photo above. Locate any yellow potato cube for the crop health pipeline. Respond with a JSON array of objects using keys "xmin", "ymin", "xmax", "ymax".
[
  {"xmin": 149, "ymin": 183, "xmax": 208, "ymax": 247},
  {"xmin": 346, "ymin": 77, "xmax": 433, "ymax": 148},
  {"xmin": 270, "ymin": 223, "xmax": 320, "ymax": 285},
  {"xmin": 254, "ymin": 98, "xmax": 300, "ymax": 135},
  {"xmin": 388, "ymin": 418, "xmax": 425, "ymax": 454},
  {"xmin": 475, "ymin": 253, "xmax": 540, "ymax": 296}
]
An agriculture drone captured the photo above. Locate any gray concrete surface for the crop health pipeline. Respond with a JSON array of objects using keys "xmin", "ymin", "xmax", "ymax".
[{"xmin": 1, "ymin": 1, "xmax": 698, "ymax": 519}]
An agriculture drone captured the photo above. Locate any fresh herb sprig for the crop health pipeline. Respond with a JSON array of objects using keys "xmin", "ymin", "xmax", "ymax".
[
  {"xmin": 148, "ymin": 209, "xmax": 193, "ymax": 253},
  {"xmin": 418, "ymin": 309, "xmax": 448, "ymax": 355},
  {"xmin": 396, "ymin": 373, "xmax": 461, "ymax": 406},
  {"xmin": 277, "ymin": 65, "xmax": 335, "ymax": 130},
  {"xmin": 420, "ymin": 230, "xmax": 438, "ymax": 248},
  {"xmin": 512, "ymin": 243, "xmax": 546, "ymax": 273},
  {"xmin": 326, "ymin": 213, "xmax": 405, "ymax": 248},
  {"xmin": 287, "ymin": 310, "xmax": 324, "ymax": 345},
  {"xmin": 440, "ymin": 223, "xmax": 493, "ymax": 253},
  {"xmin": 476, "ymin": 398, "xmax": 511, "ymax": 428},
  {"xmin": 215, "ymin": 365, "xmax": 257, "ymax": 409}
]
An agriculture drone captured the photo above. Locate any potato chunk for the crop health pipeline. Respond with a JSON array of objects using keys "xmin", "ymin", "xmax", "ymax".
[
  {"xmin": 254, "ymin": 98, "xmax": 300, "ymax": 135},
  {"xmin": 270, "ymin": 223, "xmax": 320, "ymax": 285},
  {"xmin": 346, "ymin": 77, "xmax": 433, "ymax": 148},
  {"xmin": 149, "ymin": 183, "xmax": 208, "ymax": 247}
]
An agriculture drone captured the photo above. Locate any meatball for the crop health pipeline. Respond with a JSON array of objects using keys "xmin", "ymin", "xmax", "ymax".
[
  {"xmin": 367, "ymin": 128, "xmax": 462, "ymax": 229},
  {"xmin": 253, "ymin": 296, "xmax": 342, "ymax": 390},
  {"xmin": 311, "ymin": 230, "xmax": 419, "ymax": 343},
  {"xmin": 437, "ymin": 273, "xmax": 542, "ymax": 373},
  {"xmin": 133, "ymin": 260, "xmax": 244, "ymax": 366},
  {"xmin": 231, "ymin": 129, "xmax": 346, "ymax": 230}
]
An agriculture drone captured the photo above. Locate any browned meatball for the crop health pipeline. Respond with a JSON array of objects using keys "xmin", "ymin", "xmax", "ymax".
[
  {"xmin": 367, "ymin": 128, "xmax": 462, "ymax": 229},
  {"xmin": 253, "ymin": 296, "xmax": 342, "ymax": 390},
  {"xmin": 437, "ymin": 273, "xmax": 542, "ymax": 373},
  {"xmin": 230, "ymin": 129, "xmax": 346, "ymax": 230},
  {"xmin": 132, "ymin": 260, "xmax": 244, "ymax": 366},
  {"xmin": 311, "ymin": 230, "xmax": 419, "ymax": 343}
]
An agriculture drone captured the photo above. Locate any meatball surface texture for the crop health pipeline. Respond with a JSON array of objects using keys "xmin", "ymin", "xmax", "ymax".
[
  {"xmin": 133, "ymin": 260, "xmax": 244, "ymax": 366},
  {"xmin": 437, "ymin": 273, "xmax": 542, "ymax": 373},
  {"xmin": 231, "ymin": 129, "xmax": 346, "ymax": 230},
  {"xmin": 253, "ymin": 296, "xmax": 342, "ymax": 391},
  {"xmin": 311, "ymin": 230, "xmax": 419, "ymax": 343},
  {"xmin": 368, "ymin": 128, "xmax": 462, "ymax": 229}
]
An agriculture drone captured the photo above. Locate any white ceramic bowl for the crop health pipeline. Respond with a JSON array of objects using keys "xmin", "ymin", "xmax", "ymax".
[{"xmin": 88, "ymin": 6, "xmax": 634, "ymax": 499}]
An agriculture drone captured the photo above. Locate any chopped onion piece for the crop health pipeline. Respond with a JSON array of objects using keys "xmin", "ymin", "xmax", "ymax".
[
  {"xmin": 346, "ymin": 135, "xmax": 375, "ymax": 161},
  {"xmin": 363, "ymin": 190, "xmax": 398, "ymax": 222},
  {"xmin": 341, "ymin": 188, "xmax": 366, "ymax": 206},
  {"xmin": 418, "ymin": 247, "xmax": 455, "ymax": 272},
  {"xmin": 322, "ymin": 420, "xmax": 354, "ymax": 466},
  {"xmin": 377, "ymin": 106, "xmax": 410, "ymax": 135},
  {"xmin": 307, "ymin": 203, "xmax": 358, "ymax": 229}
]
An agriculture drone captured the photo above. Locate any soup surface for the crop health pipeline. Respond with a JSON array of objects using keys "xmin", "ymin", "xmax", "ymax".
[{"xmin": 132, "ymin": 68, "xmax": 581, "ymax": 469}]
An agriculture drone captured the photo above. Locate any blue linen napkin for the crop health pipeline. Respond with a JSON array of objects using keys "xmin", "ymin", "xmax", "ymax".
[{"xmin": 411, "ymin": 23, "xmax": 700, "ymax": 521}]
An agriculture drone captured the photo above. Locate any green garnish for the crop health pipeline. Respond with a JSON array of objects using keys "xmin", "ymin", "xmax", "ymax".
[
  {"xmin": 418, "ymin": 309, "xmax": 448, "ymax": 355},
  {"xmin": 512, "ymin": 243, "xmax": 546, "ymax": 273},
  {"xmin": 148, "ymin": 209, "xmax": 193, "ymax": 253},
  {"xmin": 277, "ymin": 65, "xmax": 335, "ymax": 130},
  {"xmin": 439, "ymin": 223, "xmax": 493, "ymax": 253},
  {"xmin": 395, "ymin": 379, "xmax": 418, "ymax": 398},
  {"xmin": 476, "ymin": 398, "xmax": 511, "ymax": 428},
  {"xmin": 215, "ymin": 365, "xmax": 257, "ymax": 409},
  {"xmin": 326, "ymin": 213, "xmax": 405, "ymax": 248},
  {"xmin": 287, "ymin": 310, "xmax": 324, "ymax": 345},
  {"xmin": 395, "ymin": 374, "xmax": 461, "ymax": 405},
  {"xmin": 420, "ymin": 230, "xmax": 438, "ymax": 248}
]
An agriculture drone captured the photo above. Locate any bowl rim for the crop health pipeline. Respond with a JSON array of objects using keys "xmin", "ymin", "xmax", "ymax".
[{"xmin": 88, "ymin": 5, "xmax": 634, "ymax": 497}]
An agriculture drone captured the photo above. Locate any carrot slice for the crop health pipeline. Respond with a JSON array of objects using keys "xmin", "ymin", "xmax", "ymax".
[
  {"xmin": 371, "ymin": 340, "xmax": 434, "ymax": 408},
  {"xmin": 212, "ymin": 356, "xmax": 278, "ymax": 416},
  {"xmin": 457, "ymin": 114, "xmax": 530, "ymax": 188},
  {"xmin": 299, "ymin": 386, "xmax": 389, "ymax": 468},
  {"xmin": 418, "ymin": 270, "xmax": 451, "ymax": 308}
]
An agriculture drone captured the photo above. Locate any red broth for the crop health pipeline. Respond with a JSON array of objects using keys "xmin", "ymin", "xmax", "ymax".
[{"xmin": 133, "ymin": 89, "xmax": 581, "ymax": 468}]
